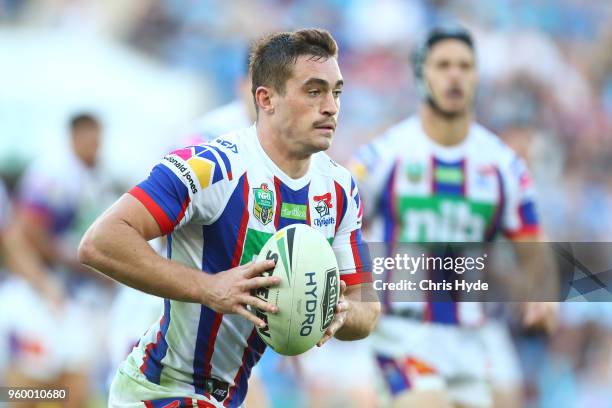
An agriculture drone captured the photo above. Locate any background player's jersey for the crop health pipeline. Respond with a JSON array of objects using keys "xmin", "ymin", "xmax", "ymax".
[
  {"xmin": 351, "ymin": 116, "xmax": 539, "ymax": 325},
  {"xmin": 16, "ymin": 149, "xmax": 115, "ymax": 245},
  {"xmin": 124, "ymin": 126, "xmax": 371, "ymax": 407}
]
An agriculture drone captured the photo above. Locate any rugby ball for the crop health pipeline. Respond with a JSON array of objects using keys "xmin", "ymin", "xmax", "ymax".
[{"xmin": 253, "ymin": 224, "xmax": 340, "ymax": 355}]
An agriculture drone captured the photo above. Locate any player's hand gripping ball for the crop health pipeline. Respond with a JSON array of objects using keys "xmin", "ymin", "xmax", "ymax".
[{"xmin": 253, "ymin": 224, "xmax": 340, "ymax": 355}]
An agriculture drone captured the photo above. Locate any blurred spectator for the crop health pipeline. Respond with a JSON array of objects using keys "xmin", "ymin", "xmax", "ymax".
[{"xmin": 0, "ymin": 113, "xmax": 116, "ymax": 408}]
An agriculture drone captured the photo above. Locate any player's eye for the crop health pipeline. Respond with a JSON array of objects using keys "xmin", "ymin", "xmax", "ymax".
[
  {"xmin": 333, "ymin": 90, "xmax": 342, "ymax": 97},
  {"xmin": 438, "ymin": 61, "xmax": 450, "ymax": 69},
  {"xmin": 308, "ymin": 89, "xmax": 321, "ymax": 97}
]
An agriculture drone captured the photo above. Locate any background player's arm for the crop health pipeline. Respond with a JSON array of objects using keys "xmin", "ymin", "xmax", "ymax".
[
  {"xmin": 511, "ymin": 233, "xmax": 559, "ymax": 333},
  {"xmin": 16, "ymin": 208, "xmax": 72, "ymax": 267},
  {"xmin": 78, "ymin": 193, "xmax": 279, "ymax": 327},
  {"xmin": 13, "ymin": 207, "xmax": 105, "ymax": 282},
  {"xmin": 2, "ymin": 220, "xmax": 64, "ymax": 306},
  {"xmin": 503, "ymin": 157, "xmax": 558, "ymax": 332}
]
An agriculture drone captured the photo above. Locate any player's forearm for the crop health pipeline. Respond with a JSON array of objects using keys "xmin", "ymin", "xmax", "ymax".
[
  {"xmin": 513, "ymin": 238, "xmax": 559, "ymax": 301},
  {"xmin": 3, "ymin": 224, "xmax": 50, "ymax": 288},
  {"xmin": 335, "ymin": 292, "xmax": 380, "ymax": 340},
  {"xmin": 78, "ymin": 218, "xmax": 206, "ymax": 303}
]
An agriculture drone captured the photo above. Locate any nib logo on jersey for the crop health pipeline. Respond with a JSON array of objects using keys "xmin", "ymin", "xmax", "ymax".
[
  {"xmin": 313, "ymin": 193, "xmax": 335, "ymax": 228},
  {"xmin": 253, "ymin": 183, "xmax": 274, "ymax": 225}
]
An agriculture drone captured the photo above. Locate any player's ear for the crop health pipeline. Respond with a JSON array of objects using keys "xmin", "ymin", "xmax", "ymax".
[{"xmin": 255, "ymin": 86, "xmax": 275, "ymax": 115}]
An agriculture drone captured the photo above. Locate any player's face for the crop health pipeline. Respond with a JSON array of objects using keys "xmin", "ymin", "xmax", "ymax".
[
  {"xmin": 424, "ymin": 39, "xmax": 477, "ymax": 115},
  {"xmin": 271, "ymin": 55, "xmax": 343, "ymax": 156},
  {"xmin": 72, "ymin": 124, "xmax": 101, "ymax": 168}
]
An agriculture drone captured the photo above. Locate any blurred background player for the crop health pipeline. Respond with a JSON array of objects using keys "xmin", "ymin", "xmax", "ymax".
[
  {"xmin": 0, "ymin": 113, "xmax": 116, "ymax": 408},
  {"xmin": 351, "ymin": 26, "xmax": 556, "ymax": 408}
]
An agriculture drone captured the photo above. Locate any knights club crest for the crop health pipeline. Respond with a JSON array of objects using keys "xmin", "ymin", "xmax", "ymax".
[{"xmin": 253, "ymin": 183, "xmax": 275, "ymax": 225}]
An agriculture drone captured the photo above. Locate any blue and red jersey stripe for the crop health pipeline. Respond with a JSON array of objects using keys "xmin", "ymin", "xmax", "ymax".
[
  {"xmin": 223, "ymin": 328, "xmax": 267, "ymax": 407},
  {"xmin": 272, "ymin": 176, "xmax": 310, "ymax": 230},
  {"xmin": 140, "ymin": 299, "xmax": 172, "ymax": 384},
  {"xmin": 194, "ymin": 174, "xmax": 250, "ymax": 397},
  {"xmin": 131, "ymin": 164, "xmax": 191, "ymax": 235},
  {"xmin": 333, "ymin": 181, "xmax": 347, "ymax": 234}
]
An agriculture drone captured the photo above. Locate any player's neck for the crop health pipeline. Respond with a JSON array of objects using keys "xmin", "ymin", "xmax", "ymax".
[
  {"xmin": 256, "ymin": 122, "xmax": 310, "ymax": 179},
  {"xmin": 420, "ymin": 105, "xmax": 472, "ymax": 147}
]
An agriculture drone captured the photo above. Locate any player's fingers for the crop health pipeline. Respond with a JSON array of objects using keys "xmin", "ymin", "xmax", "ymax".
[
  {"xmin": 335, "ymin": 299, "xmax": 350, "ymax": 314},
  {"xmin": 243, "ymin": 275, "xmax": 281, "ymax": 290},
  {"xmin": 244, "ymin": 260, "xmax": 276, "ymax": 277},
  {"xmin": 239, "ymin": 295, "xmax": 278, "ymax": 314},
  {"xmin": 329, "ymin": 314, "xmax": 346, "ymax": 334},
  {"xmin": 236, "ymin": 260, "xmax": 255, "ymax": 272},
  {"xmin": 317, "ymin": 315, "xmax": 345, "ymax": 347},
  {"xmin": 233, "ymin": 304, "xmax": 267, "ymax": 328},
  {"xmin": 317, "ymin": 334, "xmax": 331, "ymax": 347},
  {"xmin": 339, "ymin": 279, "xmax": 347, "ymax": 295}
]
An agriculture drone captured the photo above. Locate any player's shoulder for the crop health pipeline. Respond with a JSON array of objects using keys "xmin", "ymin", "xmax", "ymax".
[
  {"xmin": 372, "ymin": 116, "xmax": 419, "ymax": 148},
  {"xmin": 359, "ymin": 116, "xmax": 422, "ymax": 159},
  {"xmin": 311, "ymin": 152, "xmax": 355, "ymax": 192},
  {"xmin": 351, "ymin": 116, "xmax": 420, "ymax": 179},
  {"xmin": 161, "ymin": 128, "xmax": 250, "ymax": 194},
  {"xmin": 20, "ymin": 148, "xmax": 80, "ymax": 191},
  {"xmin": 383, "ymin": 115, "xmax": 420, "ymax": 138},
  {"xmin": 471, "ymin": 123, "xmax": 518, "ymax": 161},
  {"xmin": 470, "ymin": 123, "xmax": 527, "ymax": 177}
]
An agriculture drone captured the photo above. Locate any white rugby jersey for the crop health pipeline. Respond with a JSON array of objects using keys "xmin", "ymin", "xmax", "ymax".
[
  {"xmin": 351, "ymin": 116, "xmax": 539, "ymax": 326},
  {"xmin": 124, "ymin": 125, "xmax": 371, "ymax": 407}
]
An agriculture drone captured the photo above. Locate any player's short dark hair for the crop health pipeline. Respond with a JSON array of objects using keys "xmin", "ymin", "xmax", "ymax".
[
  {"xmin": 70, "ymin": 112, "xmax": 100, "ymax": 131},
  {"xmin": 249, "ymin": 28, "xmax": 338, "ymax": 106},
  {"xmin": 412, "ymin": 25, "xmax": 474, "ymax": 79}
]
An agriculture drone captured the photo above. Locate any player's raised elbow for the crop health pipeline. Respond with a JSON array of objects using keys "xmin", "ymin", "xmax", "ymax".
[{"xmin": 77, "ymin": 222, "xmax": 104, "ymax": 270}]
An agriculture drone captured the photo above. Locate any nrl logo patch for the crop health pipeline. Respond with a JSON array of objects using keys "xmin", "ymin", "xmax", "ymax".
[
  {"xmin": 253, "ymin": 183, "xmax": 274, "ymax": 225},
  {"xmin": 406, "ymin": 162, "xmax": 424, "ymax": 183}
]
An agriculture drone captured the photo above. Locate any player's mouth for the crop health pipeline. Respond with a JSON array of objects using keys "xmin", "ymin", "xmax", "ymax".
[
  {"xmin": 313, "ymin": 121, "xmax": 336, "ymax": 134},
  {"xmin": 446, "ymin": 88, "xmax": 464, "ymax": 100}
]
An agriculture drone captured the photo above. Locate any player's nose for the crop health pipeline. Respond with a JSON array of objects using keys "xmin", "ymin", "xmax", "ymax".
[{"xmin": 320, "ymin": 92, "xmax": 339, "ymax": 116}]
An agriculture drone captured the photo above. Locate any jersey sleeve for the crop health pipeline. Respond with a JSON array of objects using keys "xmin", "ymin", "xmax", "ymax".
[
  {"xmin": 348, "ymin": 137, "xmax": 396, "ymax": 221},
  {"xmin": 501, "ymin": 156, "xmax": 540, "ymax": 239},
  {"xmin": 129, "ymin": 144, "xmax": 234, "ymax": 235},
  {"xmin": 331, "ymin": 176, "xmax": 372, "ymax": 286}
]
